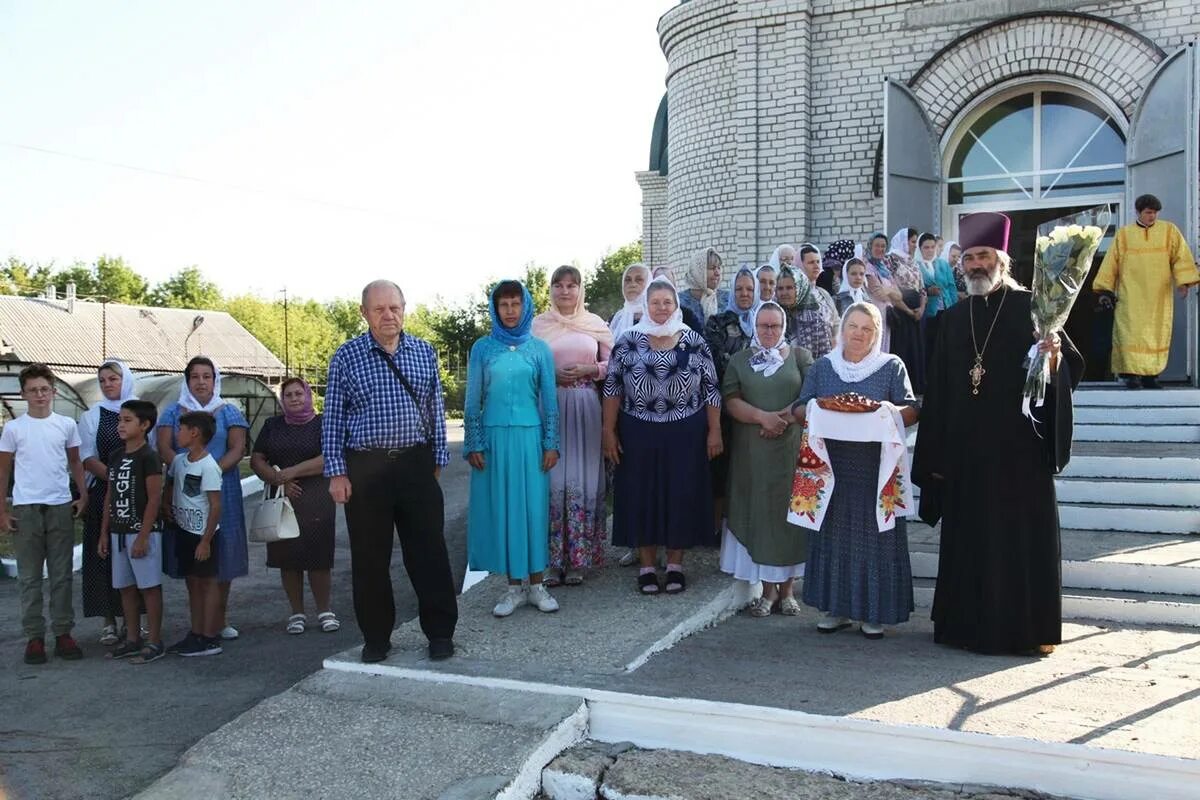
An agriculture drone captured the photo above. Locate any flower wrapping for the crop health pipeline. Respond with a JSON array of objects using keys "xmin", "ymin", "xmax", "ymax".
[{"xmin": 1023, "ymin": 205, "xmax": 1110, "ymax": 419}]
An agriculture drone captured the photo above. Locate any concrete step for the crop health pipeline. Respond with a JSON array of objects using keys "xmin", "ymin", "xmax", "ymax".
[
  {"xmin": 1065, "ymin": 454, "xmax": 1200, "ymax": 480},
  {"xmin": 908, "ymin": 524, "xmax": 1200, "ymax": 596},
  {"xmin": 1055, "ymin": 477, "xmax": 1200, "ymax": 507},
  {"xmin": 1075, "ymin": 388, "xmax": 1200, "ymax": 407},
  {"xmin": 1076, "ymin": 406, "xmax": 1200, "ymax": 425},
  {"xmin": 1075, "ymin": 424, "xmax": 1200, "ymax": 443},
  {"xmin": 1059, "ymin": 502, "xmax": 1200, "ymax": 534}
]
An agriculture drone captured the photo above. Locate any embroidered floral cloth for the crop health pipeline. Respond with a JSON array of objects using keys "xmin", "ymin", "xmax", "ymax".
[{"xmin": 787, "ymin": 399, "xmax": 913, "ymax": 532}]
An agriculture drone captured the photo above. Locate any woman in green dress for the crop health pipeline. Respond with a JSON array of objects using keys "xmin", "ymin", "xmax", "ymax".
[{"xmin": 718, "ymin": 301, "xmax": 813, "ymax": 616}]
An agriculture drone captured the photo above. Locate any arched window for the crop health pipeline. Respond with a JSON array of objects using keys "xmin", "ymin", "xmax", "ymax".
[{"xmin": 946, "ymin": 87, "xmax": 1125, "ymax": 206}]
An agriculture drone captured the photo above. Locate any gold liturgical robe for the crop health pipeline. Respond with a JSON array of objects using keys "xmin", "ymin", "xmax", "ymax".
[{"xmin": 1093, "ymin": 220, "xmax": 1199, "ymax": 375}]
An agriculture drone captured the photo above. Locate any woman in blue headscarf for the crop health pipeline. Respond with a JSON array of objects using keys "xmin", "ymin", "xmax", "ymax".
[{"xmin": 465, "ymin": 279, "xmax": 561, "ymax": 618}]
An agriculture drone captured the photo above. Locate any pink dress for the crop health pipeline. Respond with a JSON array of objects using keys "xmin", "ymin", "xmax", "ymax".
[{"xmin": 545, "ymin": 330, "xmax": 611, "ymax": 572}]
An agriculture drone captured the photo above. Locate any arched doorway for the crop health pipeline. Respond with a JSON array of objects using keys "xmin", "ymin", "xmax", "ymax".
[{"xmin": 942, "ymin": 82, "xmax": 1127, "ymax": 380}]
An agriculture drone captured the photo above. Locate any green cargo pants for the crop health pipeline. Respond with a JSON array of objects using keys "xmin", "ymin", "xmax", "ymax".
[{"xmin": 14, "ymin": 503, "xmax": 76, "ymax": 639}]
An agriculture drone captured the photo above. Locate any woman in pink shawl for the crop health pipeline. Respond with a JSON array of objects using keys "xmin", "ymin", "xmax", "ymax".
[{"xmin": 532, "ymin": 266, "xmax": 615, "ymax": 586}]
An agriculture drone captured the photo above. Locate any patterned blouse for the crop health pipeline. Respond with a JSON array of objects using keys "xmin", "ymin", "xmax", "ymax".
[
  {"xmin": 889, "ymin": 255, "xmax": 927, "ymax": 299},
  {"xmin": 702, "ymin": 310, "xmax": 752, "ymax": 383},
  {"xmin": 603, "ymin": 329, "xmax": 722, "ymax": 423}
]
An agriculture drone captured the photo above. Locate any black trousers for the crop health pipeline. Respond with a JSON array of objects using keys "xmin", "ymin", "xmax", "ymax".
[{"xmin": 345, "ymin": 446, "xmax": 458, "ymax": 647}]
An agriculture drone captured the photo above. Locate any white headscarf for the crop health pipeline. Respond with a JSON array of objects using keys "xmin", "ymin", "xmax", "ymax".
[
  {"xmin": 78, "ymin": 359, "xmax": 139, "ymax": 464},
  {"xmin": 838, "ymin": 258, "xmax": 869, "ymax": 306},
  {"xmin": 609, "ymin": 263, "xmax": 650, "ymax": 341},
  {"xmin": 179, "ymin": 358, "xmax": 226, "ymax": 413},
  {"xmin": 888, "ymin": 228, "xmax": 911, "ymax": 258},
  {"xmin": 754, "ymin": 264, "xmax": 777, "ymax": 302},
  {"xmin": 826, "ymin": 303, "xmax": 893, "ymax": 383},
  {"xmin": 940, "ymin": 239, "xmax": 959, "ymax": 264},
  {"xmin": 684, "ymin": 247, "xmax": 721, "ymax": 318},
  {"xmin": 767, "ymin": 244, "xmax": 796, "ymax": 272},
  {"xmin": 95, "ymin": 359, "xmax": 137, "ymax": 414},
  {"xmin": 631, "ymin": 277, "xmax": 691, "ymax": 338},
  {"xmin": 748, "ymin": 302, "xmax": 789, "ymax": 378}
]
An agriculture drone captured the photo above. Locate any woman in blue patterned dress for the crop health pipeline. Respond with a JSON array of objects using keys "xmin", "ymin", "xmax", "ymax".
[
  {"xmin": 465, "ymin": 280, "xmax": 561, "ymax": 618},
  {"xmin": 791, "ymin": 302, "xmax": 919, "ymax": 639},
  {"xmin": 603, "ymin": 277, "xmax": 723, "ymax": 595},
  {"xmin": 156, "ymin": 356, "xmax": 249, "ymax": 641}
]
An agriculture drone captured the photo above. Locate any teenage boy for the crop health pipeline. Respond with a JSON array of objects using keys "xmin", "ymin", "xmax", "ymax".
[
  {"xmin": 164, "ymin": 411, "xmax": 223, "ymax": 657},
  {"xmin": 0, "ymin": 363, "xmax": 88, "ymax": 664},
  {"xmin": 98, "ymin": 400, "xmax": 165, "ymax": 663}
]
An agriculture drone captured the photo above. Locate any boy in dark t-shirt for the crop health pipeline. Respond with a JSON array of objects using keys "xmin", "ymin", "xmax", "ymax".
[{"xmin": 98, "ymin": 400, "xmax": 165, "ymax": 663}]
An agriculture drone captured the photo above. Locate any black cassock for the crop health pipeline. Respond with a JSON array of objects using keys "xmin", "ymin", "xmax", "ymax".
[{"xmin": 912, "ymin": 288, "xmax": 1083, "ymax": 654}]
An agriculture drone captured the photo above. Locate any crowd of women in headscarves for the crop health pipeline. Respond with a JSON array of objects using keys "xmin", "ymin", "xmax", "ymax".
[{"xmin": 464, "ymin": 232, "xmax": 945, "ymax": 639}]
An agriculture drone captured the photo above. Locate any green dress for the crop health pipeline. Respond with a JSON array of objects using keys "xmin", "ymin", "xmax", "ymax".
[{"xmin": 721, "ymin": 347, "xmax": 812, "ymax": 569}]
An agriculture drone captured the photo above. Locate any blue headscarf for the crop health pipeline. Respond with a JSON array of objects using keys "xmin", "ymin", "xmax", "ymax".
[
  {"xmin": 865, "ymin": 231, "xmax": 892, "ymax": 279},
  {"xmin": 488, "ymin": 281, "xmax": 534, "ymax": 346},
  {"xmin": 727, "ymin": 267, "xmax": 761, "ymax": 338}
]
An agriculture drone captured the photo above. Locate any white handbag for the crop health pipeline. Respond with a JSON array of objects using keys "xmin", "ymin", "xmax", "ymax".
[{"xmin": 249, "ymin": 479, "xmax": 301, "ymax": 543}]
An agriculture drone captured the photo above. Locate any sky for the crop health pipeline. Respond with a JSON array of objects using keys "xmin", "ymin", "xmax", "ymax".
[{"xmin": 0, "ymin": 1, "xmax": 678, "ymax": 307}]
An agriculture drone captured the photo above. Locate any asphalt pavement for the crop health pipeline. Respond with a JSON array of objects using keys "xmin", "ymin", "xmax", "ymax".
[{"xmin": 0, "ymin": 423, "xmax": 471, "ymax": 800}]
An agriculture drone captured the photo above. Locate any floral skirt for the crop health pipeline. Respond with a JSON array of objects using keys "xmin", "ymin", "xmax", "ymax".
[{"xmin": 549, "ymin": 386, "xmax": 607, "ymax": 570}]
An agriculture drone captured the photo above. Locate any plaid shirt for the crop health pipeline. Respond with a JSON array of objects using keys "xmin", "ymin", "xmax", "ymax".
[{"xmin": 322, "ymin": 331, "xmax": 449, "ymax": 475}]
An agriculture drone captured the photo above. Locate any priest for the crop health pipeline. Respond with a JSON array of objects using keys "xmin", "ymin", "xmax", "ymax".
[
  {"xmin": 1093, "ymin": 193, "xmax": 1199, "ymax": 389},
  {"xmin": 912, "ymin": 211, "xmax": 1083, "ymax": 656}
]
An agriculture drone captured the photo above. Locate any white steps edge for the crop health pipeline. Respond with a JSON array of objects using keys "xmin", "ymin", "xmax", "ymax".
[
  {"xmin": 324, "ymin": 662, "xmax": 1200, "ymax": 800},
  {"xmin": 910, "ymin": 552, "xmax": 1200, "ymax": 602},
  {"xmin": 1065, "ymin": 456, "xmax": 1200, "ymax": 480},
  {"xmin": 1077, "ymin": 408, "xmax": 1200, "ymax": 424},
  {"xmin": 1075, "ymin": 424, "xmax": 1200, "ymax": 443},
  {"xmin": 1075, "ymin": 389, "xmax": 1200, "ymax": 407},
  {"xmin": 1059, "ymin": 505, "xmax": 1200, "ymax": 534},
  {"xmin": 1055, "ymin": 480, "xmax": 1200, "ymax": 507}
]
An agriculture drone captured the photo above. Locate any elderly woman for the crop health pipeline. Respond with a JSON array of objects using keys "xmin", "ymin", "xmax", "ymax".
[
  {"xmin": 609, "ymin": 262, "xmax": 651, "ymax": 340},
  {"xmin": 885, "ymin": 227, "xmax": 927, "ymax": 393},
  {"xmin": 704, "ymin": 267, "xmax": 759, "ymax": 382},
  {"xmin": 768, "ymin": 244, "xmax": 796, "ymax": 271},
  {"xmin": 720, "ymin": 302, "xmax": 813, "ymax": 615},
  {"xmin": 678, "ymin": 247, "xmax": 727, "ymax": 328},
  {"xmin": 465, "ymin": 281, "xmax": 561, "ymax": 617},
  {"xmin": 651, "ymin": 265, "xmax": 705, "ymax": 333},
  {"xmin": 157, "ymin": 356, "xmax": 249, "ymax": 641},
  {"xmin": 532, "ymin": 266, "xmax": 613, "ymax": 586},
  {"xmin": 78, "ymin": 359, "xmax": 137, "ymax": 644},
  {"xmin": 603, "ymin": 277, "xmax": 722, "ymax": 595},
  {"xmin": 250, "ymin": 378, "xmax": 337, "ymax": 635},
  {"xmin": 791, "ymin": 303, "xmax": 919, "ymax": 638},
  {"xmin": 777, "ymin": 266, "xmax": 833, "ymax": 359}
]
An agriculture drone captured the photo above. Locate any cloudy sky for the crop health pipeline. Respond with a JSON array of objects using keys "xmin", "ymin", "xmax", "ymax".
[{"xmin": 0, "ymin": 1, "xmax": 677, "ymax": 306}]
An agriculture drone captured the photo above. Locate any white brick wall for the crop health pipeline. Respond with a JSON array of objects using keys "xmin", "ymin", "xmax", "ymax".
[{"xmin": 638, "ymin": 0, "xmax": 1200, "ymax": 271}]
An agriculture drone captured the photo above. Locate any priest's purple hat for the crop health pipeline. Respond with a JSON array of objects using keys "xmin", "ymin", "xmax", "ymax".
[{"xmin": 959, "ymin": 212, "xmax": 1011, "ymax": 252}]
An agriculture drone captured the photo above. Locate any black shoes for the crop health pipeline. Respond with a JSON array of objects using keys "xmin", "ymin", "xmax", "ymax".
[
  {"xmin": 1141, "ymin": 376, "xmax": 1163, "ymax": 389},
  {"xmin": 428, "ymin": 638, "xmax": 454, "ymax": 661},
  {"xmin": 1122, "ymin": 375, "xmax": 1142, "ymax": 390},
  {"xmin": 360, "ymin": 642, "xmax": 392, "ymax": 664}
]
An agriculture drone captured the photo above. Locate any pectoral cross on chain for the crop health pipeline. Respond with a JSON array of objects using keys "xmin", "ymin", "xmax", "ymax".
[{"xmin": 969, "ymin": 356, "xmax": 986, "ymax": 396}]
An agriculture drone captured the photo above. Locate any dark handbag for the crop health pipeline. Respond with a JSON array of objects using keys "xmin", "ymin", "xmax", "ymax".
[{"xmin": 373, "ymin": 349, "xmax": 432, "ymax": 441}]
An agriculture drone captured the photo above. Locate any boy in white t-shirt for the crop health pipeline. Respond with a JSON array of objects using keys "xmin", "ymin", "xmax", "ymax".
[
  {"xmin": 164, "ymin": 410, "xmax": 224, "ymax": 657},
  {"xmin": 0, "ymin": 364, "xmax": 89, "ymax": 665}
]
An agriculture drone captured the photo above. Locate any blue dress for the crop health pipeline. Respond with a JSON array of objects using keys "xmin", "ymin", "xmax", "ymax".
[
  {"xmin": 159, "ymin": 403, "xmax": 250, "ymax": 583},
  {"xmin": 796, "ymin": 357, "xmax": 916, "ymax": 624},
  {"xmin": 464, "ymin": 336, "xmax": 559, "ymax": 579}
]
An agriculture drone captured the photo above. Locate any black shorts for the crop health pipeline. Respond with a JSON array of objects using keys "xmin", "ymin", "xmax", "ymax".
[{"xmin": 172, "ymin": 526, "xmax": 220, "ymax": 579}]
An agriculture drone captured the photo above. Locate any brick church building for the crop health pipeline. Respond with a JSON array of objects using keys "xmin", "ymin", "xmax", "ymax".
[{"xmin": 637, "ymin": 0, "xmax": 1199, "ymax": 381}]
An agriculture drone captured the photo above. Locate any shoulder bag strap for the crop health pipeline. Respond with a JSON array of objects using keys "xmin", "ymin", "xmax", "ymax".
[{"xmin": 372, "ymin": 348, "xmax": 432, "ymax": 441}]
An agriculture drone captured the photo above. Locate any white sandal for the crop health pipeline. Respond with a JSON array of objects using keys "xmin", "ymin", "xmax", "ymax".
[
  {"xmin": 317, "ymin": 611, "xmax": 340, "ymax": 633},
  {"xmin": 286, "ymin": 614, "xmax": 307, "ymax": 635},
  {"xmin": 748, "ymin": 596, "xmax": 775, "ymax": 618}
]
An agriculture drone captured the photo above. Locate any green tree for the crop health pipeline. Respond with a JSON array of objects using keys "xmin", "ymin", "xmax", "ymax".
[
  {"xmin": 584, "ymin": 240, "xmax": 643, "ymax": 321},
  {"xmin": 94, "ymin": 255, "xmax": 149, "ymax": 304},
  {"xmin": 0, "ymin": 257, "xmax": 55, "ymax": 295},
  {"xmin": 50, "ymin": 262, "xmax": 99, "ymax": 298},
  {"xmin": 149, "ymin": 266, "xmax": 223, "ymax": 309},
  {"xmin": 523, "ymin": 263, "xmax": 550, "ymax": 314},
  {"xmin": 325, "ymin": 297, "xmax": 366, "ymax": 340}
]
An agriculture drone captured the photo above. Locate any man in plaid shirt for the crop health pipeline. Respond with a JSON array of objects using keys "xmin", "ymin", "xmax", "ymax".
[{"xmin": 323, "ymin": 280, "xmax": 458, "ymax": 663}]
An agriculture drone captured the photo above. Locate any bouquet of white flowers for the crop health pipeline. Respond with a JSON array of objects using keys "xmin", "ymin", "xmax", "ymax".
[{"xmin": 1023, "ymin": 205, "xmax": 1110, "ymax": 418}]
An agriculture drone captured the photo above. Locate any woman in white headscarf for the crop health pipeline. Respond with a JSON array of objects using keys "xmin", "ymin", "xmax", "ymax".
[
  {"xmin": 78, "ymin": 359, "xmax": 138, "ymax": 643},
  {"xmin": 768, "ymin": 244, "xmax": 797, "ymax": 271},
  {"xmin": 837, "ymin": 257, "xmax": 870, "ymax": 316},
  {"xmin": 941, "ymin": 240, "xmax": 965, "ymax": 296},
  {"xmin": 603, "ymin": 277, "xmax": 722, "ymax": 596},
  {"xmin": 609, "ymin": 262, "xmax": 651, "ymax": 341},
  {"xmin": 678, "ymin": 246, "xmax": 725, "ymax": 328},
  {"xmin": 720, "ymin": 302, "xmax": 813, "ymax": 616},
  {"xmin": 156, "ymin": 356, "xmax": 250, "ymax": 643},
  {"xmin": 884, "ymin": 227, "xmax": 927, "ymax": 393}
]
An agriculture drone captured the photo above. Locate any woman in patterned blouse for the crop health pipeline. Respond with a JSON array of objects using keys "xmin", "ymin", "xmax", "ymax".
[{"xmin": 602, "ymin": 278, "xmax": 723, "ymax": 596}]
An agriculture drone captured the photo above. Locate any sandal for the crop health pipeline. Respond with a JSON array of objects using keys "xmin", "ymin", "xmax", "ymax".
[
  {"xmin": 638, "ymin": 572, "xmax": 660, "ymax": 595},
  {"xmin": 130, "ymin": 642, "xmax": 166, "ymax": 664},
  {"xmin": 564, "ymin": 570, "xmax": 583, "ymax": 586},
  {"xmin": 664, "ymin": 570, "xmax": 686, "ymax": 594},
  {"xmin": 748, "ymin": 596, "xmax": 774, "ymax": 618},
  {"xmin": 109, "ymin": 639, "xmax": 143, "ymax": 659},
  {"xmin": 779, "ymin": 596, "xmax": 802, "ymax": 616},
  {"xmin": 99, "ymin": 624, "xmax": 119, "ymax": 646},
  {"xmin": 543, "ymin": 572, "xmax": 563, "ymax": 588},
  {"xmin": 286, "ymin": 614, "xmax": 307, "ymax": 635},
  {"xmin": 317, "ymin": 611, "xmax": 340, "ymax": 633}
]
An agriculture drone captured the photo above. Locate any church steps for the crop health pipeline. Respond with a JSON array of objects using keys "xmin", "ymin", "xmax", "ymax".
[
  {"xmin": 1054, "ymin": 477, "xmax": 1200, "ymax": 507},
  {"xmin": 1074, "ymin": 388, "xmax": 1200, "ymax": 407},
  {"xmin": 1076, "ymin": 406, "xmax": 1200, "ymax": 425},
  {"xmin": 1059, "ymin": 502, "xmax": 1200, "ymax": 533},
  {"xmin": 1065, "ymin": 455, "xmax": 1200, "ymax": 480},
  {"xmin": 1074, "ymin": 423, "xmax": 1200, "ymax": 443}
]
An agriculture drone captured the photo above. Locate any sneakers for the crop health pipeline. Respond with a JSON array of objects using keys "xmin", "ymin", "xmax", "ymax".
[
  {"xmin": 527, "ymin": 584, "xmax": 559, "ymax": 613},
  {"xmin": 54, "ymin": 634, "xmax": 83, "ymax": 660},
  {"xmin": 178, "ymin": 635, "xmax": 223, "ymax": 657},
  {"xmin": 817, "ymin": 613, "xmax": 852, "ymax": 633},
  {"xmin": 492, "ymin": 586, "xmax": 527, "ymax": 618},
  {"xmin": 24, "ymin": 638, "xmax": 47, "ymax": 665},
  {"xmin": 219, "ymin": 625, "xmax": 239, "ymax": 640},
  {"xmin": 99, "ymin": 624, "xmax": 119, "ymax": 646},
  {"xmin": 166, "ymin": 632, "xmax": 196, "ymax": 655},
  {"xmin": 860, "ymin": 622, "xmax": 885, "ymax": 640}
]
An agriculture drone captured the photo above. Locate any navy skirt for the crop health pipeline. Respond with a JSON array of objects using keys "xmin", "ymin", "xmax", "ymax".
[{"xmin": 612, "ymin": 410, "xmax": 714, "ymax": 550}]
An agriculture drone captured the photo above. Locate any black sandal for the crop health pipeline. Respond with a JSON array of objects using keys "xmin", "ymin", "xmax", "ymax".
[
  {"xmin": 638, "ymin": 572, "xmax": 660, "ymax": 595},
  {"xmin": 664, "ymin": 571, "xmax": 686, "ymax": 594},
  {"xmin": 109, "ymin": 639, "xmax": 142, "ymax": 659}
]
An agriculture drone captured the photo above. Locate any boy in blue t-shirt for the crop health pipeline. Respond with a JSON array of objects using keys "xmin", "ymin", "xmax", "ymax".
[
  {"xmin": 164, "ymin": 411, "xmax": 224, "ymax": 657},
  {"xmin": 98, "ymin": 400, "xmax": 164, "ymax": 663}
]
